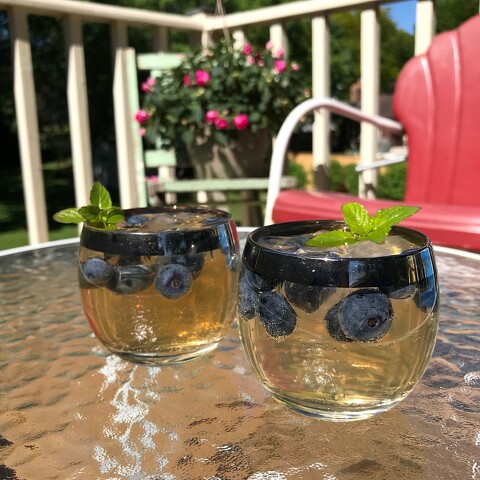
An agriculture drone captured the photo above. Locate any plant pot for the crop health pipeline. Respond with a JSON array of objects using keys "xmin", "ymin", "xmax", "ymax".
[
  {"xmin": 185, "ymin": 128, "xmax": 272, "ymax": 226},
  {"xmin": 186, "ymin": 128, "xmax": 272, "ymax": 179}
]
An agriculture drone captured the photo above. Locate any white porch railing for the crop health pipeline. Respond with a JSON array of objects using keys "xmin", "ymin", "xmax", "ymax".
[{"xmin": 0, "ymin": 0, "xmax": 439, "ymax": 245}]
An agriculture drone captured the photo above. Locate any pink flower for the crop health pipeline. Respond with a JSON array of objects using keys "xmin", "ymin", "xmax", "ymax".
[
  {"xmin": 233, "ymin": 114, "xmax": 249, "ymax": 130},
  {"xmin": 291, "ymin": 62, "xmax": 300, "ymax": 71},
  {"xmin": 265, "ymin": 40, "xmax": 273, "ymax": 50},
  {"xmin": 135, "ymin": 110, "xmax": 150, "ymax": 124},
  {"xmin": 214, "ymin": 117, "xmax": 229, "ymax": 130},
  {"xmin": 141, "ymin": 77, "xmax": 156, "ymax": 92},
  {"xmin": 183, "ymin": 74, "xmax": 192, "ymax": 87},
  {"xmin": 242, "ymin": 44, "xmax": 252, "ymax": 55},
  {"xmin": 274, "ymin": 60, "xmax": 287, "ymax": 74},
  {"xmin": 195, "ymin": 70, "xmax": 210, "ymax": 86},
  {"xmin": 246, "ymin": 55, "xmax": 255, "ymax": 65},
  {"xmin": 275, "ymin": 48, "xmax": 284, "ymax": 59},
  {"xmin": 205, "ymin": 110, "xmax": 219, "ymax": 124},
  {"xmin": 139, "ymin": 127, "xmax": 146, "ymax": 136}
]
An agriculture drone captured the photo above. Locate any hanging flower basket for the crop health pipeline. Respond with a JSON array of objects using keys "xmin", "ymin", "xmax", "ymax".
[{"xmin": 136, "ymin": 38, "xmax": 309, "ymax": 179}]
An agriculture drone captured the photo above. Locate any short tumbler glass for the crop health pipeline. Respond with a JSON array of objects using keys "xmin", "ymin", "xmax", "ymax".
[
  {"xmin": 238, "ymin": 220, "xmax": 439, "ymax": 421},
  {"xmin": 79, "ymin": 206, "xmax": 239, "ymax": 365}
]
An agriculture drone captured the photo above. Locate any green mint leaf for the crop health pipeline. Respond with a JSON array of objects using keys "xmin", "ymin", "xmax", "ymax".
[
  {"xmin": 305, "ymin": 230, "xmax": 356, "ymax": 248},
  {"xmin": 78, "ymin": 205, "xmax": 101, "ymax": 221},
  {"xmin": 341, "ymin": 202, "xmax": 373, "ymax": 236},
  {"xmin": 366, "ymin": 227, "xmax": 390, "ymax": 244},
  {"xmin": 305, "ymin": 202, "xmax": 421, "ymax": 249},
  {"xmin": 53, "ymin": 208, "xmax": 85, "ymax": 224},
  {"xmin": 53, "ymin": 182, "xmax": 124, "ymax": 229},
  {"xmin": 90, "ymin": 181, "xmax": 112, "ymax": 210},
  {"xmin": 372, "ymin": 206, "xmax": 420, "ymax": 232},
  {"xmin": 104, "ymin": 207, "xmax": 124, "ymax": 226}
]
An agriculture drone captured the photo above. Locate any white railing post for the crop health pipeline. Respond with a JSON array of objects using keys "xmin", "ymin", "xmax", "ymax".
[
  {"xmin": 111, "ymin": 21, "xmax": 139, "ymax": 209},
  {"xmin": 414, "ymin": 0, "xmax": 436, "ymax": 55},
  {"xmin": 9, "ymin": 6, "xmax": 49, "ymax": 244},
  {"xmin": 64, "ymin": 15, "xmax": 93, "ymax": 214},
  {"xmin": 269, "ymin": 23, "xmax": 289, "ymax": 59},
  {"xmin": 153, "ymin": 26, "xmax": 169, "ymax": 52},
  {"xmin": 359, "ymin": 7, "xmax": 380, "ymax": 198},
  {"xmin": 311, "ymin": 15, "xmax": 330, "ymax": 190},
  {"xmin": 232, "ymin": 29, "xmax": 247, "ymax": 48}
]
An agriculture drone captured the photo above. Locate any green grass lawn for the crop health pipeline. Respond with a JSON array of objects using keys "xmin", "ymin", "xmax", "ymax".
[{"xmin": 0, "ymin": 225, "xmax": 79, "ymax": 251}]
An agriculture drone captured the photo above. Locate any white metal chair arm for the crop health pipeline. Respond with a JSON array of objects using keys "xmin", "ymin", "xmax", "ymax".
[
  {"xmin": 264, "ymin": 98, "xmax": 404, "ymax": 225},
  {"xmin": 354, "ymin": 154, "xmax": 407, "ymax": 172}
]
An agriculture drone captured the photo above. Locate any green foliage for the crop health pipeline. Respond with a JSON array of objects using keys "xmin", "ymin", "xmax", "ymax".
[
  {"xmin": 287, "ymin": 160, "xmax": 309, "ymax": 190},
  {"xmin": 328, "ymin": 159, "xmax": 407, "ymax": 201},
  {"xmin": 377, "ymin": 162, "xmax": 407, "ymax": 200},
  {"xmin": 436, "ymin": 0, "xmax": 479, "ymax": 32},
  {"xmin": 139, "ymin": 39, "xmax": 308, "ymax": 148},
  {"xmin": 328, "ymin": 160, "xmax": 359, "ymax": 196}
]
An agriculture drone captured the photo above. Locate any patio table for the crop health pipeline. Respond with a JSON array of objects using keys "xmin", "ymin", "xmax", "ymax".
[{"xmin": 0, "ymin": 230, "xmax": 479, "ymax": 479}]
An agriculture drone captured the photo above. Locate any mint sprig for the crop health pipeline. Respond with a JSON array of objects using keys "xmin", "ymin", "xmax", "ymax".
[
  {"xmin": 306, "ymin": 202, "xmax": 420, "ymax": 248},
  {"xmin": 53, "ymin": 182, "xmax": 124, "ymax": 230}
]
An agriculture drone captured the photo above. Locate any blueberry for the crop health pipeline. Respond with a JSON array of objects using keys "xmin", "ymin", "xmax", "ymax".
[
  {"xmin": 325, "ymin": 303, "xmax": 353, "ymax": 342},
  {"xmin": 127, "ymin": 215, "xmax": 148, "ymax": 226},
  {"xmin": 82, "ymin": 258, "xmax": 114, "ymax": 285},
  {"xmin": 334, "ymin": 289, "xmax": 393, "ymax": 342},
  {"xmin": 244, "ymin": 267, "xmax": 277, "ymax": 292},
  {"xmin": 177, "ymin": 253, "xmax": 205, "ymax": 276},
  {"xmin": 238, "ymin": 275, "xmax": 259, "ymax": 320},
  {"xmin": 258, "ymin": 291, "xmax": 297, "ymax": 338},
  {"xmin": 156, "ymin": 253, "xmax": 205, "ymax": 277},
  {"xmin": 284, "ymin": 282, "xmax": 335, "ymax": 313},
  {"xmin": 107, "ymin": 264, "xmax": 155, "ymax": 294},
  {"xmin": 155, "ymin": 264, "xmax": 193, "ymax": 299}
]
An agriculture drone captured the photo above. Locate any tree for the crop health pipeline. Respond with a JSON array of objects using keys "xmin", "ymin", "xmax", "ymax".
[{"xmin": 436, "ymin": 0, "xmax": 479, "ymax": 32}]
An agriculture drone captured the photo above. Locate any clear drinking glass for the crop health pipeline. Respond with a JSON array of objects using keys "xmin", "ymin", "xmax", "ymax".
[
  {"xmin": 238, "ymin": 220, "xmax": 439, "ymax": 421},
  {"xmin": 79, "ymin": 206, "xmax": 240, "ymax": 365}
]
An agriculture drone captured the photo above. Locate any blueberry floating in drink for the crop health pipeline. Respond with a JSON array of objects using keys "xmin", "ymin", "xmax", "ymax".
[
  {"xmin": 156, "ymin": 253, "xmax": 205, "ymax": 278},
  {"xmin": 107, "ymin": 264, "xmax": 155, "ymax": 294},
  {"xmin": 324, "ymin": 302, "xmax": 352, "ymax": 342},
  {"xmin": 284, "ymin": 282, "xmax": 335, "ymax": 313},
  {"xmin": 155, "ymin": 264, "xmax": 193, "ymax": 299},
  {"xmin": 82, "ymin": 257, "xmax": 114, "ymax": 285},
  {"xmin": 238, "ymin": 274, "xmax": 259, "ymax": 320},
  {"xmin": 126, "ymin": 214, "xmax": 148, "ymax": 226},
  {"xmin": 244, "ymin": 267, "xmax": 277, "ymax": 292},
  {"xmin": 258, "ymin": 291, "xmax": 297, "ymax": 338},
  {"xmin": 326, "ymin": 289, "xmax": 393, "ymax": 342}
]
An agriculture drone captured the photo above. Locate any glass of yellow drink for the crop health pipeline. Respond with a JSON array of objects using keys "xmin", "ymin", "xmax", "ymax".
[
  {"xmin": 238, "ymin": 220, "xmax": 439, "ymax": 421},
  {"xmin": 79, "ymin": 206, "xmax": 239, "ymax": 365}
]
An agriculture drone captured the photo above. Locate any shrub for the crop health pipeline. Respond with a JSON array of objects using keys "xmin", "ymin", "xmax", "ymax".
[{"xmin": 328, "ymin": 159, "xmax": 406, "ymax": 200}]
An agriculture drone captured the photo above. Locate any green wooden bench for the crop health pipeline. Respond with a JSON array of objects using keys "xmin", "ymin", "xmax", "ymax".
[{"xmin": 126, "ymin": 48, "xmax": 297, "ymax": 226}]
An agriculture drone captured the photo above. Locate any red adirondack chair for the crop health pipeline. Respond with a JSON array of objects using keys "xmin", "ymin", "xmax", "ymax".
[{"xmin": 265, "ymin": 14, "xmax": 480, "ymax": 251}]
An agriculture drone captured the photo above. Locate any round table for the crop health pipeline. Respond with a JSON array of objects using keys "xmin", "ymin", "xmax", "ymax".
[{"xmin": 1, "ymin": 232, "xmax": 479, "ymax": 479}]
